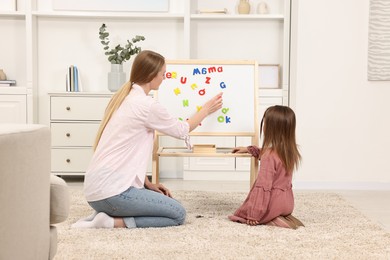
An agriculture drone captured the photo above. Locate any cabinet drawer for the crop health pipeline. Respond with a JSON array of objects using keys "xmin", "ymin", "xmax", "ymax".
[
  {"xmin": 51, "ymin": 122, "xmax": 100, "ymax": 147},
  {"xmin": 188, "ymin": 136, "xmax": 235, "ymax": 171},
  {"xmin": 50, "ymin": 96, "xmax": 110, "ymax": 120},
  {"xmin": 51, "ymin": 148, "xmax": 94, "ymax": 172}
]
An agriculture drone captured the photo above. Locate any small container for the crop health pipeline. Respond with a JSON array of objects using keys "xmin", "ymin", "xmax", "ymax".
[
  {"xmin": 238, "ymin": 0, "xmax": 250, "ymax": 14},
  {"xmin": 0, "ymin": 69, "xmax": 7, "ymax": 80}
]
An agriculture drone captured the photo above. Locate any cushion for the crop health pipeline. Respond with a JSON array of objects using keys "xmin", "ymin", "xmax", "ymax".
[{"xmin": 50, "ymin": 175, "xmax": 70, "ymax": 224}]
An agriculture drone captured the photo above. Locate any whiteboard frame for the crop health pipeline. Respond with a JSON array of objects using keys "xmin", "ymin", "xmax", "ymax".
[
  {"xmin": 154, "ymin": 59, "xmax": 259, "ymax": 137},
  {"xmin": 152, "ymin": 60, "xmax": 260, "ymax": 187}
]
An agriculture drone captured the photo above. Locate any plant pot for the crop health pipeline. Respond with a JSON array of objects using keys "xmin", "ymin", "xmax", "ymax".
[{"xmin": 108, "ymin": 64, "xmax": 126, "ymax": 92}]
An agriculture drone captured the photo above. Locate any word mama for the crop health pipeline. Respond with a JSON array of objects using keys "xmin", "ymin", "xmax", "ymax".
[{"xmin": 192, "ymin": 66, "xmax": 223, "ymax": 75}]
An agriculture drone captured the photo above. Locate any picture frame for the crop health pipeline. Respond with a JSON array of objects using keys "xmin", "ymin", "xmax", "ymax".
[{"xmin": 258, "ymin": 64, "xmax": 280, "ymax": 88}]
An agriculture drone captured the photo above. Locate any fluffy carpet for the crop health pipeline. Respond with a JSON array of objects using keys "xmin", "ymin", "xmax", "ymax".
[{"xmin": 55, "ymin": 189, "xmax": 390, "ymax": 259}]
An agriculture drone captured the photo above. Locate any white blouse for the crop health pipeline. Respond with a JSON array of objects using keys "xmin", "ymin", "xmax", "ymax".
[{"xmin": 84, "ymin": 84, "xmax": 190, "ymax": 202}]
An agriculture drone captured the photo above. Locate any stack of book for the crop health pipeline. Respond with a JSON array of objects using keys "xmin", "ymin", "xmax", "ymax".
[
  {"xmin": 198, "ymin": 8, "xmax": 228, "ymax": 14},
  {"xmin": 0, "ymin": 80, "xmax": 16, "ymax": 87},
  {"xmin": 66, "ymin": 65, "xmax": 83, "ymax": 92}
]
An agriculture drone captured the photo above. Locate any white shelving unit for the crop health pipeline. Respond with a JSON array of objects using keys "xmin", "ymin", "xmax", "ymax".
[{"xmin": 1, "ymin": 0, "xmax": 292, "ymax": 180}]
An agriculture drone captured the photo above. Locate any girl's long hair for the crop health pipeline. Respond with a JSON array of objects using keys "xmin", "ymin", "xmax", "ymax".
[
  {"xmin": 260, "ymin": 105, "xmax": 301, "ymax": 173},
  {"xmin": 93, "ymin": 50, "xmax": 165, "ymax": 150}
]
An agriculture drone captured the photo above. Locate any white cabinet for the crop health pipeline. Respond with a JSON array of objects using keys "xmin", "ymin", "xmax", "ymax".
[
  {"xmin": 0, "ymin": 88, "xmax": 27, "ymax": 123},
  {"xmin": 49, "ymin": 92, "xmax": 112, "ymax": 175}
]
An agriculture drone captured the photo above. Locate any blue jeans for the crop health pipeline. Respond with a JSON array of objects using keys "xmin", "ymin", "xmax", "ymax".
[{"xmin": 88, "ymin": 186, "xmax": 186, "ymax": 228}]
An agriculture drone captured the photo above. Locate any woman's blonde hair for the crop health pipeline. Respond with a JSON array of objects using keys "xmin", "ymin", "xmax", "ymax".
[
  {"xmin": 93, "ymin": 50, "xmax": 166, "ymax": 150},
  {"xmin": 260, "ymin": 105, "xmax": 301, "ymax": 173}
]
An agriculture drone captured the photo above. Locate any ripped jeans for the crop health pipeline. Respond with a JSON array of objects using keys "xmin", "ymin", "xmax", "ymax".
[{"xmin": 88, "ymin": 186, "xmax": 186, "ymax": 228}]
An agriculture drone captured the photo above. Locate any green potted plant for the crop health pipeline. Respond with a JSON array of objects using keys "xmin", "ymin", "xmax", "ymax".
[{"xmin": 99, "ymin": 23, "xmax": 145, "ymax": 92}]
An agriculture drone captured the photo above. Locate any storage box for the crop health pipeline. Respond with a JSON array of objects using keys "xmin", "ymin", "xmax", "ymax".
[{"xmin": 192, "ymin": 144, "xmax": 216, "ymax": 153}]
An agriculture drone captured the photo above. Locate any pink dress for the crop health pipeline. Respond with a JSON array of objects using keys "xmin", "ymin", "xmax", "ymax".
[{"xmin": 229, "ymin": 149, "xmax": 294, "ymax": 224}]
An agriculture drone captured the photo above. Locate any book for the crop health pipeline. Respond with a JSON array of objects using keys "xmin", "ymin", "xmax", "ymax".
[
  {"xmin": 74, "ymin": 66, "xmax": 79, "ymax": 92},
  {"xmin": 70, "ymin": 65, "xmax": 74, "ymax": 92},
  {"xmin": 0, "ymin": 80, "xmax": 16, "ymax": 87},
  {"xmin": 198, "ymin": 8, "xmax": 228, "ymax": 14},
  {"xmin": 66, "ymin": 65, "xmax": 83, "ymax": 92}
]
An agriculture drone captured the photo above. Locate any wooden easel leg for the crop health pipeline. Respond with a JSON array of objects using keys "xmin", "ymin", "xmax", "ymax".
[{"xmin": 152, "ymin": 156, "xmax": 160, "ymax": 184}]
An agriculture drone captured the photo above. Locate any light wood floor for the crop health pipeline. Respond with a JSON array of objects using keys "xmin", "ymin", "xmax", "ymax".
[{"xmin": 64, "ymin": 177, "xmax": 390, "ymax": 232}]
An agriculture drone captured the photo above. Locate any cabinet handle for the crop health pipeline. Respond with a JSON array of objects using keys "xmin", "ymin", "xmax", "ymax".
[
  {"xmin": 66, "ymin": 133, "xmax": 71, "ymax": 137},
  {"xmin": 66, "ymin": 159, "xmax": 71, "ymax": 163},
  {"xmin": 66, "ymin": 106, "xmax": 71, "ymax": 111}
]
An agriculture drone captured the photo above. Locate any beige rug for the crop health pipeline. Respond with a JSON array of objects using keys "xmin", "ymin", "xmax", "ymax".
[{"xmin": 55, "ymin": 189, "xmax": 390, "ymax": 259}]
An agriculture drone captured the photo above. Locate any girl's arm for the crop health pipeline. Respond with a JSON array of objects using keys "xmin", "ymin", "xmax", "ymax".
[{"xmin": 232, "ymin": 145, "xmax": 261, "ymax": 159}]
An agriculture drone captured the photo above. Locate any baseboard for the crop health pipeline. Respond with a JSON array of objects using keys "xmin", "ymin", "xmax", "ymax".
[
  {"xmin": 159, "ymin": 171, "xmax": 390, "ymax": 190},
  {"xmin": 293, "ymin": 181, "xmax": 390, "ymax": 190}
]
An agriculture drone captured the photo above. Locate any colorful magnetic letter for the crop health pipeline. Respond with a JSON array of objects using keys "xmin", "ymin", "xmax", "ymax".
[
  {"xmin": 174, "ymin": 88, "xmax": 181, "ymax": 95},
  {"xmin": 165, "ymin": 72, "xmax": 177, "ymax": 79},
  {"xmin": 222, "ymin": 108, "xmax": 229, "ymax": 114}
]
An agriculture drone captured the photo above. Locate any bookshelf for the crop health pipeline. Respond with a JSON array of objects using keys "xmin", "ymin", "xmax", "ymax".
[{"xmin": 1, "ymin": 0, "xmax": 292, "ymax": 180}]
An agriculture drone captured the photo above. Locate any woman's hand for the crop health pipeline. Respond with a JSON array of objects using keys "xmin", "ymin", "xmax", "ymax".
[
  {"xmin": 202, "ymin": 92, "xmax": 223, "ymax": 115},
  {"xmin": 232, "ymin": 146, "xmax": 248, "ymax": 153},
  {"xmin": 144, "ymin": 176, "xmax": 173, "ymax": 197},
  {"xmin": 187, "ymin": 92, "xmax": 223, "ymax": 131},
  {"xmin": 146, "ymin": 183, "xmax": 172, "ymax": 197}
]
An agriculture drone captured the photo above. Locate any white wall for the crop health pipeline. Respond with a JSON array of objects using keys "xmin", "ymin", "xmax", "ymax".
[{"xmin": 291, "ymin": 0, "xmax": 390, "ymax": 189}]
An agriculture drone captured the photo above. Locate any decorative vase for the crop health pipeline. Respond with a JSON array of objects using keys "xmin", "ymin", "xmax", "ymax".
[
  {"xmin": 257, "ymin": 2, "xmax": 269, "ymax": 14},
  {"xmin": 238, "ymin": 0, "xmax": 250, "ymax": 14},
  {"xmin": 108, "ymin": 64, "xmax": 126, "ymax": 92},
  {"xmin": 0, "ymin": 69, "xmax": 7, "ymax": 80}
]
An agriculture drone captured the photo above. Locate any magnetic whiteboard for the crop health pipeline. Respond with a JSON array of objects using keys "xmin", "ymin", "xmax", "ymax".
[{"xmin": 156, "ymin": 60, "xmax": 258, "ymax": 135}]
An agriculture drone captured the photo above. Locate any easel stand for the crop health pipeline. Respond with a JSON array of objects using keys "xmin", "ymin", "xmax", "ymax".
[
  {"xmin": 152, "ymin": 59, "xmax": 259, "ymax": 188},
  {"xmin": 152, "ymin": 133, "xmax": 259, "ymax": 188}
]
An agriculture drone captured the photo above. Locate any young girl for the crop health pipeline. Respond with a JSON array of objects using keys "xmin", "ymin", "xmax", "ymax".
[
  {"xmin": 72, "ymin": 50, "xmax": 223, "ymax": 229},
  {"xmin": 229, "ymin": 105, "xmax": 304, "ymax": 229}
]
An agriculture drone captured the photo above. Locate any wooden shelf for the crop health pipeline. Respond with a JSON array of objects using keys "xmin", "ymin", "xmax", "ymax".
[
  {"xmin": 32, "ymin": 11, "xmax": 184, "ymax": 19},
  {"xmin": 158, "ymin": 147, "xmax": 252, "ymax": 157},
  {"xmin": 190, "ymin": 14, "xmax": 284, "ymax": 20},
  {"xmin": 0, "ymin": 11, "xmax": 25, "ymax": 18}
]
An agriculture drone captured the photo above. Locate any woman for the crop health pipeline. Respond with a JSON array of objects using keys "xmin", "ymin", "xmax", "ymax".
[{"xmin": 73, "ymin": 50, "xmax": 223, "ymax": 229}]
